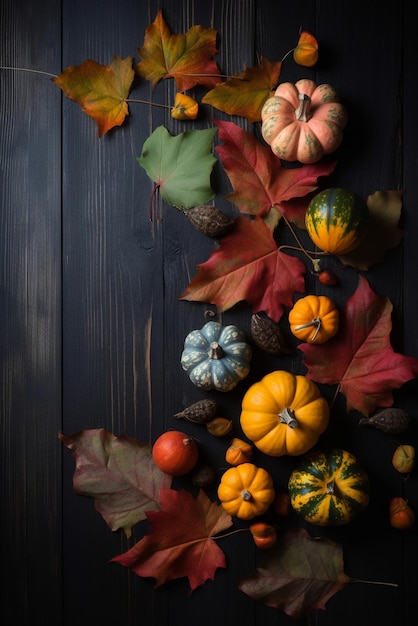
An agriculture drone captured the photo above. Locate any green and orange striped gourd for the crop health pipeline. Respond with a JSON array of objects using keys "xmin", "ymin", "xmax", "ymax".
[
  {"xmin": 305, "ymin": 187, "xmax": 369, "ymax": 255},
  {"xmin": 288, "ymin": 448, "xmax": 370, "ymax": 526}
]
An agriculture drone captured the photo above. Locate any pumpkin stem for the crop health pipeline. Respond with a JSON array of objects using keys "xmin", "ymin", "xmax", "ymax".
[
  {"xmin": 294, "ymin": 318, "xmax": 322, "ymax": 341},
  {"xmin": 295, "ymin": 93, "xmax": 312, "ymax": 122},
  {"xmin": 208, "ymin": 341, "xmax": 224, "ymax": 359},
  {"xmin": 279, "ymin": 407, "xmax": 299, "ymax": 429},
  {"xmin": 326, "ymin": 479, "xmax": 335, "ymax": 494},
  {"xmin": 242, "ymin": 489, "xmax": 253, "ymax": 502}
]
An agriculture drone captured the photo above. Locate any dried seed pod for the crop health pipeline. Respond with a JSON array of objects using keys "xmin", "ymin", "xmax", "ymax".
[
  {"xmin": 206, "ymin": 417, "xmax": 233, "ymax": 437},
  {"xmin": 174, "ymin": 399, "xmax": 219, "ymax": 424},
  {"xmin": 359, "ymin": 408, "xmax": 410, "ymax": 434},
  {"xmin": 251, "ymin": 314, "xmax": 292, "ymax": 355},
  {"xmin": 185, "ymin": 205, "xmax": 235, "ymax": 238},
  {"xmin": 191, "ymin": 463, "xmax": 217, "ymax": 488}
]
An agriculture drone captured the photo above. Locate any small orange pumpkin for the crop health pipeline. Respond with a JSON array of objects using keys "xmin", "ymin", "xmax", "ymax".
[
  {"xmin": 261, "ymin": 79, "xmax": 347, "ymax": 164},
  {"xmin": 289, "ymin": 295, "xmax": 339, "ymax": 344},
  {"xmin": 152, "ymin": 430, "xmax": 198, "ymax": 476},
  {"xmin": 217, "ymin": 463, "xmax": 275, "ymax": 520}
]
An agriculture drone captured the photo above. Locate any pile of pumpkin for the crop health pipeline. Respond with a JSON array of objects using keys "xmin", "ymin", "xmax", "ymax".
[{"xmin": 152, "ymin": 77, "xmax": 415, "ymax": 542}]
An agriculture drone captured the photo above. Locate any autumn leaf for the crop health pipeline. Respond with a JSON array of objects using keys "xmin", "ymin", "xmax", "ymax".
[
  {"xmin": 111, "ymin": 489, "xmax": 233, "ymax": 591},
  {"xmin": 137, "ymin": 125, "xmax": 217, "ymax": 209},
  {"xmin": 52, "ymin": 56, "xmax": 135, "ymax": 137},
  {"xmin": 299, "ymin": 275, "xmax": 418, "ymax": 415},
  {"xmin": 136, "ymin": 10, "xmax": 221, "ymax": 92},
  {"xmin": 239, "ymin": 527, "xmax": 349, "ymax": 619},
  {"xmin": 59, "ymin": 428, "xmax": 172, "ymax": 538},
  {"xmin": 202, "ymin": 57, "xmax": 282, "ymax": 122},
  {"xmin": 338, "ymin": 190, "xmax": 404, "ymax": 270},
  {"xmin": 179, "ymin": 215, "xmax": 306, "ymax": 321},
  {"xmin": 214, "ymin": 120, "xmax": 336, "ymax": 218}
]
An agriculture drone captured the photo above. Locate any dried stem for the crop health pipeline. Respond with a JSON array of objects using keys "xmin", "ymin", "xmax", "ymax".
[
  {"xmin": 279, "ymin": 213, "xmax": 326, "ymax": 272},
  {"xmin": 126, "ymin": 98, "xmax": 171, "ymax": 109},
  {"xmin": 0, "ymin": 65, "xmax": 58, "ymax": 78},
  {"xmin": 349, "ymin": 578, "xmax": 398, "ymax": 588}
]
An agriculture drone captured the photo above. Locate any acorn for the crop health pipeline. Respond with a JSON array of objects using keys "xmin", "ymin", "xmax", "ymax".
[
  {"xmin": 174, "ymin": 399, "xmax": 219, "ymax": 424},
  {"xmin": 185, "ymin": 205, "xmax": 235, "ymax": 238},
  {"xmin": 251, "ymin": 314, "xmax": 292, "ymax": 355}
]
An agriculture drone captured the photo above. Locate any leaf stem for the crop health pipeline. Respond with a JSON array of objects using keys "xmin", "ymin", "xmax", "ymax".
[
  {"xmin": 281, "ymin": 48, "xmax": 295, "ymax": 62},
  {"xmin": 126, "ymin": 98, "xmax": 171, "ymax": 109},
  {"xmin": 349, "ymin": 578, "xmax": 398, "ymax": 588},
  {"xmin": 181, "ymin": 73, "xmax": 246, "ymax": 80},
  {"xmin": 212, "ymin": 528, "xmax": 249, "ymax": 541},
  {"xmin": 0, "ymin": 65, "xmax": 58, "ymax": 78}
]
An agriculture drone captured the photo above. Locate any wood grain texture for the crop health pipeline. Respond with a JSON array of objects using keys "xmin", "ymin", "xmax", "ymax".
[
  {"xmin": 1, "ymin": 0, "xmax": 418, "ymax": 625},
  {"xmin": 0, "ymin": 0, "xmax": 63, "ymax": 623}
]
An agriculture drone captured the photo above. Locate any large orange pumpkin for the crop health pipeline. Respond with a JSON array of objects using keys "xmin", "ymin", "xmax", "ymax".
[{"xmin": 240, "ymin": 370, "xmax": 329, "ymax": 456}]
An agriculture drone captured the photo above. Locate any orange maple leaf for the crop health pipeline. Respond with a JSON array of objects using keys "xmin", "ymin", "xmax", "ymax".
[
  {"xmin": 180, "ymin": 216, "xmax": 306, "ymax": 321},
  {"xmin": 53, "ymin": 55, "xmax": 135, "ymax": 137},
  {"xmin": 202, "ymin": 57, "xmax": 282, "ymax": 122},
  {"xmin": 111, "ymin": 489, "xmax": 233, "ymax": 591},
  {"xmin": 136, "ymin": 10, "xmax": 221, "ymax": 92}
]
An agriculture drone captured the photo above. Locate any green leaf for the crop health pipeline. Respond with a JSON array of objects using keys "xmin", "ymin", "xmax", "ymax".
[{"xmin": 137, "ymin": 125, "xmax": 217, "ymax": 209}]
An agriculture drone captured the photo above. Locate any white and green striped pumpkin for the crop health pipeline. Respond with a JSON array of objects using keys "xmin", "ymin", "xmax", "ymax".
[
  {"xmin": 181, "ymin": 321, "xmax": 252, "ymax": 392},
  {"xmin": 288, "ymin": 448, "xmax": 369, "ymax": 526}
]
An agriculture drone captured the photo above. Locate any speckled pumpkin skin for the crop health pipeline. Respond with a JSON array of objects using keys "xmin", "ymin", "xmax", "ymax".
[
  {"xmin": 181, "ymin": 321, "xmax": 252, "ymax": 392},
  {"xmin": 261, "ymin": 79, "xmax": 347, "ymax": 164}
]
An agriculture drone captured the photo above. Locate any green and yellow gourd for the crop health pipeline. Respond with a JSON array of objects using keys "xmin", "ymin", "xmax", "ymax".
[
  {"xmin": 305, "ymin": 187, "xmax": 369, "ymax": 255},
  {"xmin": 181, "ymin": 321, "xmax": 252, "ymax": 392},
  {"xmin": 288, "ymin": 448, "xmax": 370, "ymax": 526}
]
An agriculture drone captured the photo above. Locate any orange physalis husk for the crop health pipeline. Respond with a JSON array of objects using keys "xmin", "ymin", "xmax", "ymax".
[
  {"xmin": 225, "ymin": 437, "xmax": 253, "ymax": 466},
  {"xmin": 293, "ymin": 31, "xmax": 319, "ymax": 67},
  {"xmin": 171, "ymin": 93, "xmax": 199, "ymax": 120},
  {"xmin": 249, "ymin": 522, "xmax": 277, "ymax": 549},
  {"xmin": 389, "ymin": 496, "xmax": 415, "ymax": 530}
]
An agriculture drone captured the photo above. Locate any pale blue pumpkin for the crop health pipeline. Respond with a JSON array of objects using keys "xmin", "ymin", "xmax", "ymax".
[{"xmin": 181, "ymin": 321, "xmax": 252, "ymax": 392}]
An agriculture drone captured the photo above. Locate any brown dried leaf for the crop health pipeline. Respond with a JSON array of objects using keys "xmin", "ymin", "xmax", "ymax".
[{"xmin": 239, "ymin": 527, "xmax": 349, "ymax": 619}]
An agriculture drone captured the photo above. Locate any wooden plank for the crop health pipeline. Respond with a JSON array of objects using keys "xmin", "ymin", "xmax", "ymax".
[
  {"xmin": 1, "ymin": 0, "xmax": 417, "ymax": 624},
  {"xmin": 0, "ymin": 0, "xmax": 63, "ymax": 623}
]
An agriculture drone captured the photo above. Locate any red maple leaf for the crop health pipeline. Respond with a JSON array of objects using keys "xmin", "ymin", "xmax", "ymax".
[
  {"xmin": 179, "ymin": 215, "xmax": 306, "ymax": 321},
  {"xmin": 111, "ymin": 489, "xmax": 233, "ymax": 591},
  {"xmin": 299, "ymin": 275, "xmax": 418, "ymax": 415},
  {"xmin": 214, "ymin": 119, "xmax": 336, "ymax": 218}
]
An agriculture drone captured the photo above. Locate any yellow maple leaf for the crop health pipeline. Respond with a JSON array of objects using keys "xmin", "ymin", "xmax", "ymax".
[
  {"xmin": 53, "ymin": 55, "xmax": 135, "ymax": 137},
  {"xmin": 202, "ymin": 57, "xmax": 282, "ymax": 123}
]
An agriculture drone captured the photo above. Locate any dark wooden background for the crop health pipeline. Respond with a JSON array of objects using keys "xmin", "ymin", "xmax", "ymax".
[{"xmin": 1, "ymin": 1, "xmax": 418, "ymax": 625}]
